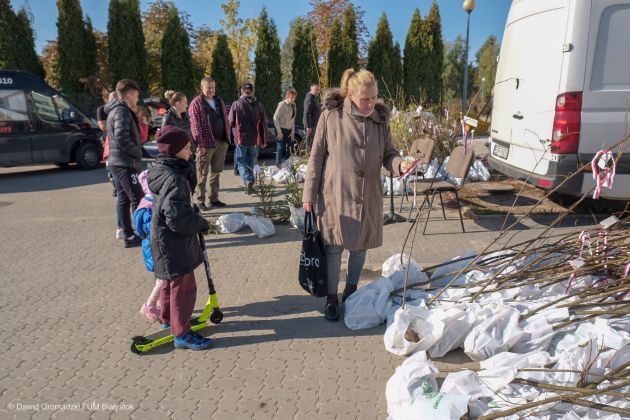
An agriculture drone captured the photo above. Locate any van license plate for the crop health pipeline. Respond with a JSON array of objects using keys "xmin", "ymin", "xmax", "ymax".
[{"xmin": 493, "ymin": 144, "xmax": 509, "ymax": 159}]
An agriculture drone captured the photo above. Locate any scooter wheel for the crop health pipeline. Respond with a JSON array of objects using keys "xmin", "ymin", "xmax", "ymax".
[
  {"xmin": 210, "ymin": 309, "xmax": 224, "ymax": 324},
  {"xmin": 130, "ymin": 336, "xmax": 150, "ymax": 355}
]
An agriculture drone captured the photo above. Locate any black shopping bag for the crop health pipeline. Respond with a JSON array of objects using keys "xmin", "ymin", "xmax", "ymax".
[{"xmin": 298, "ymin": 211, "xmax": 328, "ymax": 297}]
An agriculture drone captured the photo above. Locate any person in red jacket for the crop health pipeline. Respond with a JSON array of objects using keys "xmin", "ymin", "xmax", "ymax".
[{"xmin": 228, "ymin": 82, "xmax": 268, "ymax": 195}]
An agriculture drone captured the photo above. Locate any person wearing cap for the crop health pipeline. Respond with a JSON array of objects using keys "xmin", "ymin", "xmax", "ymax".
[
  {"xmin": 303, "ymin": 83, "xmax": 321, "ymax": 148},
  {"xmin": 189, "ymin": 77, "xmax": 232, "ymax": 211},
  {"xmin": 105, "ymin": 79, "xmax": 144, "ymax": 248},
  {"xmin": 229, "ymin": 82, "xmax": 268, "ymax": 194},
  {"xmin": 147, "ymin": 126, "xmax": 212, "ymax": 350}
]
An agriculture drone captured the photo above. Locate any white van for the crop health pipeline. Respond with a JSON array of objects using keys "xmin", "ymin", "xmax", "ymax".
[{"xmin": 489, "ymin": 0, "xmax": 630, "ymax": 200}]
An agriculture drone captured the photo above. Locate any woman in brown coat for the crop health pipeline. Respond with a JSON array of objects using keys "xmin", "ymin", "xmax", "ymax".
[{"xmin": 303, "ymin": 69, "xmax": 408, "ymax": 321}]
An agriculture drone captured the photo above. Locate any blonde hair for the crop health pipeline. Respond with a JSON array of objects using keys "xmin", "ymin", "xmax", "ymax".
[
  {"xmin": 165, "ymin": 90, "xmax": 186, "ymax": 105},
  {"xmin": 340, "ymin": 68, "xmax": 377, "ymax": 97}
]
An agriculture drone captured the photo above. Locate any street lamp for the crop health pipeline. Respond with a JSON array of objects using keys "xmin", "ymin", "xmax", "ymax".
[{"xmin": 462, "ymin": 0, "xmax": 475, "ymax": 116}]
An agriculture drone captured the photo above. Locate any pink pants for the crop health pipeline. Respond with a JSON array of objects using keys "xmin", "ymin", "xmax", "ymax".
[{"xmin": 160, "ymin": 272, "xmax": 197, "ymax": 337}]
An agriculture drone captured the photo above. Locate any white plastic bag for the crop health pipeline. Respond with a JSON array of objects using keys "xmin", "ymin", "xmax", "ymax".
[
  {"xmin": 384, "ymin": 305, "xmax": 445, "ymax": 356},
  {"xmin": 440, "ymin": 367, "xmax": 517, "ymax": 400},
  {"xmin": 464, "ymin": 306, "xmax": 524, "ymax": 361},
  {"xmin": 272, "ymin": 168, "xmax": 291, "ymax": 184},
  {"xmin": 344, "ymin": 277, "xmax": 393, "ymax": 330},
  {"xmin": 480, "ymin": 350, "xmax": 557, "ymax": 371},
  {"xmin": 382, "ymin": 253, "xmax": 429, "ymax": 288},
  {"xmin": 427, "ymin": 304, "xmax": 475, "ymax": 358},
  {"xmin": 264, "ymin": 165, "xmax": 280, "ymax": 178},
  {"xmin": 243, "ymin": 215, "xmax": 275, "ymax": 238},
  {"xmin": 386, "ymin": 353, "xmax": 468, "ymax": 420},
  {"xmin": 476, "ymin": 161, "xmax": 491, "ymax": 181},
  {"xmin": 289, "ymin": 205, "xmax": 305, "ymax": 229},
  {"xmin": 510, "ymin": 307, "xmax": 569, "ymax": 354},
  {"xmin": 217, "ymin": 213, "xmax": 246, "ymax": 233}
]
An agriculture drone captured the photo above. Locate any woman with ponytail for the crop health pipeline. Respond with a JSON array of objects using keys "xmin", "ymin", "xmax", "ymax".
[{"xmin": 302, "ymin": 69, "xmax": 410, "ymax": 321}]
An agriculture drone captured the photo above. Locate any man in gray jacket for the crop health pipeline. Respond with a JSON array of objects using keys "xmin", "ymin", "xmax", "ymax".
[{"xmin": 105, "ymin": 79, "xmax": 143, "ymax": 248}]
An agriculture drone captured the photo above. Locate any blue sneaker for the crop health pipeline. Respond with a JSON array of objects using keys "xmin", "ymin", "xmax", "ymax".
[
  {"xmin": 162, "ymin": 323, "xmax": 170, "ymax": 330},
  {"xmin": 174, "ymin": 331, "xmax": 213, "ymax": 350}
]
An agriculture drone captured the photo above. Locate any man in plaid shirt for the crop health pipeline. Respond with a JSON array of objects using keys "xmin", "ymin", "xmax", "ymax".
[{"xmin": 189, "ymin": 77, "xmax": 232, "ymax": 211}]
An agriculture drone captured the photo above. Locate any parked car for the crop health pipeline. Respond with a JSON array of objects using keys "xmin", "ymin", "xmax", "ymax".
[
  {"xmin": 488, "ymin": 0, "xmax": 630, "ymax": 199},
  {"xmin": 0, "ymin": 70, "xmax": 102, "ymax": 170},
  {"xmin": 142, "ymin": 97, "xmax": 170, "ymax": 138}
]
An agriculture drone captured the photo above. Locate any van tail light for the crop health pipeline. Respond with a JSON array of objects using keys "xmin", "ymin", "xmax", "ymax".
[{"xmin": 551, "ymin": 92, "xmax": 582, "ymax": 154}]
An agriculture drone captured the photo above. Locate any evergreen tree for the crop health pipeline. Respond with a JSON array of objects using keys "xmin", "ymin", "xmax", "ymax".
[
  {"xmin": 107, "ymin": 0, "xmax": 147, "ymax": 90},
  {"xmin": 83, "ymin": 18, "xmax": 98, "ymax": 84},
  {"xmin": 280, "ymin": 17, "xmax": 302, "ymax": 93},
  {"xmin": 403, "ymin": 8, "xmax": 423, "ymax": 105},
  {"xmin": 210, "ymin": 33, "xmax": 238, "ymax": 103},
  {"xmin": 292, "ymin": 21, "xmax": 319, "ymax": 124},
  {"xmin": 161, "ymin": 6, "xmax": 195, "ymax": 98},
  {"xmin": 341, "ymin": 4, "xmax": 359, "ymax": 71},
  {"xmin": 327, "ymin": 18, "xmax": 345, "ymax": 88},
  {"xmin": 0, "ymin": 0, "xmax": 18, "ymax": 69},
  {"xmin": 254, "ymin": 8, "xmax": 281, "ymax": 114},
  {"xmin": 423, "ymin": 2, "xmax": 444, "ymax": 106},
  {"xmin": 367, "ymin": 14, "xmax": 401, "ymax": 99},
  {"xmin": 391, "ymin": 41, "xmax": 403, "ymax": 96},
  {"xmin": 474, "ymin": 35, "xmax": 499, "ymax": 103},
  {"xmin": 57, "ymin": 0, "xmax": 90, "ymax": 94},
  {"xmin": 13, "ymin": 8, "xmax": 45, "ymax": 77}
]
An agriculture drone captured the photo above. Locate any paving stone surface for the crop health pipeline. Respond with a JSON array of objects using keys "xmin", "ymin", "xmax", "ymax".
[{"xmin": 0, "ymin": 160, "xmax": 591, "ymax": 419}]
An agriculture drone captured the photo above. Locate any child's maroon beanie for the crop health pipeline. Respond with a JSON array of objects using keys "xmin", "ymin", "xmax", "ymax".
[{"xmin": 156, "ymin": 126, "xmax": 190, "ymax": 156}]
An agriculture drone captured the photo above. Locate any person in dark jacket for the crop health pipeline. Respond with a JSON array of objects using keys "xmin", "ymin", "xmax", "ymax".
[
  {"xmin": 148, "ymin": 125, "xmax": 212, "ymax": 350},
  {"xmin": 228, "ymin": 82, "xmax": 267, "ymax": 194},
  {"xmin": 105, "ymin": 79, "xmax": 144, "ymax": 248},
  {"xmin": 162, "ymin": 90, "xmax": 192, "ymax": 140},
  {"xmin": 189, "ymin": 78, "xmax": 232, "ymax": 210},
  {"xmin": 303, "ymin": 83, "xmax": 321, "ymax": 148}
]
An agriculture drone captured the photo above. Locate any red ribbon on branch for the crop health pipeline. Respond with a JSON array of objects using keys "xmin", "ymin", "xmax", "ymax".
[{"xmin": 591, "ymin": 149, "xmax": 615, "ymax": 199}]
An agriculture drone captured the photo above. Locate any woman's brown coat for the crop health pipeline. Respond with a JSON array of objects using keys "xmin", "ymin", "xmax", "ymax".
[{"xmin": 303, "ymin": 90, "xmax": 403, "ymax": 251}]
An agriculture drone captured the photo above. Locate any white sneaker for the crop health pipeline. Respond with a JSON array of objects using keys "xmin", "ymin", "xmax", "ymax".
[{"xmin": 116, "ymin": 228, "xmax": 125, "ymax": 240}]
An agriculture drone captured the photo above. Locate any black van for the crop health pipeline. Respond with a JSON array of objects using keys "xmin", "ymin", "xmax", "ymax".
[{"xmin": 0, "ymin": 70, "xmax": 102, "ymax": 170}]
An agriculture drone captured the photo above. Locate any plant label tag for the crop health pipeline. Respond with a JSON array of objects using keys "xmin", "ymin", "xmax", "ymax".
[
  {"xmin": 600, "ymin": 215, "xmax": 619, "ymax": 230},
  {"xmin": 568, "ymin": 258, "xmax": 585, "ymax": 270}
]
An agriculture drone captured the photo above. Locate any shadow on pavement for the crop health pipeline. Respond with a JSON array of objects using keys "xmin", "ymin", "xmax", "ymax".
[
  {"xmin": 204, "ymin": 225, "xmax": 302, "ymax": 249},
  {"xmin": 134, "ymin": 294, "xmax": 382, "ymax": 355},
  {"xmin": 0, "ymin": 165, "xmax": 109, "ymax": 193}
]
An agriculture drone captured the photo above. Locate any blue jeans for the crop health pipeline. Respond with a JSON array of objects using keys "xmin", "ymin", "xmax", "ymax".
[
  {"xmin": 235, "ymin": 144, "xmax": 258, "ymax": 184},
  {"xmin": 275, "ymin": 128, "xmax": 292, "ymax": 166}
]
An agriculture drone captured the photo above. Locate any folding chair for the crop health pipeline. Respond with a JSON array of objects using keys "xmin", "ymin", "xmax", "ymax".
[
  {"xmin": 399, "ymin": 137, "xmax": 436, "ymax": 213},
  {"xmin": 412, "ymin": 146, "xmax": 475, "ymax": 234}
]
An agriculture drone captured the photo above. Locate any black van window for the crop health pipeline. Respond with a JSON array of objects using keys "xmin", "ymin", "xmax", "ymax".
[
  {"xmin": 32, "ymin": 91, "xmax": 60, "ymax": 122},
  {"xmin": 0, "ymin": 90, "xmax": 29, "ymax": 122}
]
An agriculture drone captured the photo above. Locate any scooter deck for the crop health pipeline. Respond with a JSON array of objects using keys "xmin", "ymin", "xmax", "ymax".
[
  {"xmin": 131, "ymin": 317, "xmax": 209, "ymax": 354},
  {"xmin": 130, "ymin": 294, "xmax": 223, "ymax": 354}
]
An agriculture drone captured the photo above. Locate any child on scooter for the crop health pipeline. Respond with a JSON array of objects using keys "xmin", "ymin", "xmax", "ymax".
[
  {"xmin": 147, "ymin": 126, "xmax": 212, "ymax": 350},
  {"xmin": 133, "ymin": 170, "xmax": 164, "ymax": 321}
]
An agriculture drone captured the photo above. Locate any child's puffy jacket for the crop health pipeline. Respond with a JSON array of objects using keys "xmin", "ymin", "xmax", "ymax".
[
  {"xmin": 134, "ymin": 170, "xmax": 154, "ymax": 272},
  {"xmin": 133, "ymin": 199, "xmax": 154, "ymax": 272}
]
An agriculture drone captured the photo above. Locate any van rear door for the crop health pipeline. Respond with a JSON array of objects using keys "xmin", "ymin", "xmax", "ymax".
[
  {"xmin": 0, "ymin": 88, "xmax": 32, "ymax": 165},
  {"xmin": 491, "ymin": 0, "xmax": 570, "ymax": 176},
  {"xmin": 582, "ymin": 2, "xmax": 630, "ymax": 154}
]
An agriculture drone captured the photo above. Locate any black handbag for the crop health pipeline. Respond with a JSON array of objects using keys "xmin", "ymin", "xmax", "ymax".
[{"xmin": 298, "ymin": 211, "xmax": 328, "ymax": 297}]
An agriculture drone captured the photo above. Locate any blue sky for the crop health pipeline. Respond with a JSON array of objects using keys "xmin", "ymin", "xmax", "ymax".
[{"xmin": 11, "ymin": 0, "xmax": 510, "ymax": 59}]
